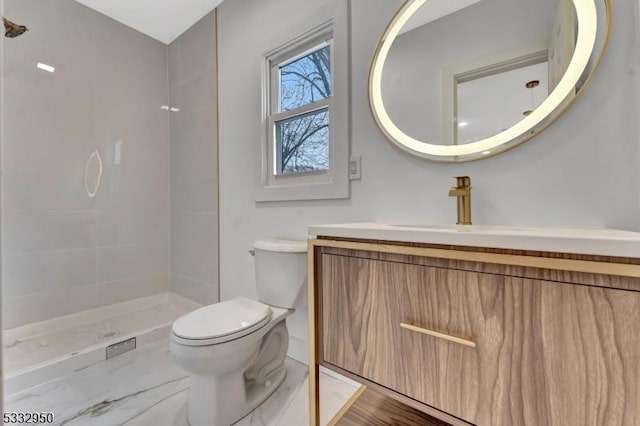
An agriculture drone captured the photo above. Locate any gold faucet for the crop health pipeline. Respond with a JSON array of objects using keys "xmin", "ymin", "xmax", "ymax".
[{"xmin": 448, "ymin": 176, "xmax": 472, "ymax": 225}]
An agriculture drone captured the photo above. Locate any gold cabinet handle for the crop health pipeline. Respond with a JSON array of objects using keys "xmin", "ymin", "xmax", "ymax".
[{"xmin": 400, "ymin": 322, "xmax": 476, "ymax": 348}]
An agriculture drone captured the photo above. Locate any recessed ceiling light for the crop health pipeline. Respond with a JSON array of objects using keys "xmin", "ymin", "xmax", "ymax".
[
  {"xmin": 160, "ymin": 105, "xmax": 170, "ymax": 110},
  {"xmin": 36, "ymin": 63, "xmax": 55, "ymax": 73},
  {"xmin": 170, "ymin": 107, "xmax": 180, "ymax": 112},
  {"xmin": 458, "ymin": 121, "xmax": 468, "ymax": 127}
]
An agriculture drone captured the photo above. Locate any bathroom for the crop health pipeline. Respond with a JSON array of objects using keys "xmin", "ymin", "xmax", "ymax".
[{"xmin": 1, "ymin": 0, "xmax": 639, "ymax": 424}]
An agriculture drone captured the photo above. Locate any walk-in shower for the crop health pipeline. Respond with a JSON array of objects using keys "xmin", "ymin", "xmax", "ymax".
[{"xmin": 0, "ymin": 0, "xmax": 215, "ymax": 422}]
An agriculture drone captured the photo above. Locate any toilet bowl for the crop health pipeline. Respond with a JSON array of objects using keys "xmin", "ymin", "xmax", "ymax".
[{"xmin": 170, "ymin": 239, "xmax": 307, "ymax": 426}]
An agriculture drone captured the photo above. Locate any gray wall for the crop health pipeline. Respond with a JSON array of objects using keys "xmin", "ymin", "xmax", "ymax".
[
  {"xmin": 1, "ymin": 0, "xmax": 170, "ymax": 328},
  {"xmin": 218, "ymin": 0, "xmax": 640, "ymax": 362},
  {"xmin": 168, "ymin": 12, "xmax": 219, "ymax": 304}
]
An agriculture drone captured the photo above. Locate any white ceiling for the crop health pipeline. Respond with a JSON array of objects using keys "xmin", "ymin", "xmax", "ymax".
[
  {"xmin": 402, "ymin": 0, "xmax": 482, "ymax": 34},
  {"xmin": 75, "ymin": 0, "xmax": 224, "ymax": 44}
]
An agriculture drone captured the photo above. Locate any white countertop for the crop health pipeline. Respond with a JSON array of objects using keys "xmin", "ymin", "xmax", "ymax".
[{"xmin": 308, "ymin": 222, "xmax": 640, "ymax": 258}]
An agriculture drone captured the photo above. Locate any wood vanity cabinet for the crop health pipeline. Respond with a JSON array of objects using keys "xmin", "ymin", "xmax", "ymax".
[{"xmin": 308, "ymin": 239, "xmax": 640, "ymax": 426}]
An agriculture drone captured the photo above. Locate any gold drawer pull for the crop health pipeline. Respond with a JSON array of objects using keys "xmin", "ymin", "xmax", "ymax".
[{"xmin": 400, "ymin": 322, "xmax": 476, "ymax": 348}]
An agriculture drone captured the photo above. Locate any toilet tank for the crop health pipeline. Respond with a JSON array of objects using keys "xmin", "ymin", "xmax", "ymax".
[{"xmin": 253, "ymin": 239, "xmax": 307, "ymax": 309}]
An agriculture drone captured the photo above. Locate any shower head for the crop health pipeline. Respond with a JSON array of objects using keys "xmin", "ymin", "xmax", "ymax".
[{"xmin": 3, "ymin": 17, "xmax": 28, "ymax": 38}]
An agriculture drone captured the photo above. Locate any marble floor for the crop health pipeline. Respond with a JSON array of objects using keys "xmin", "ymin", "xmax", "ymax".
[{"xmin": 4, "ymin": 340, "xmax": 360, "ymax": 426}]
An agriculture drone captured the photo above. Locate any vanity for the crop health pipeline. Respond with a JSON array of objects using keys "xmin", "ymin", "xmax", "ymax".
[
  {"xmin": 306, "ymin": 0, "xmax": 630, "ymax": 423},
  {"xmin": 307, "ymin": 223, "xmax": 640, "ymax": 426}
]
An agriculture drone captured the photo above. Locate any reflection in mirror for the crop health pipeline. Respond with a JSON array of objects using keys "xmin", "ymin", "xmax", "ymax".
[
  {"xmin": 456, "ymin": 61, "xmax": 549, "ymax": 145},
  {"xmin": 370, "ymin": 0, "xmax": 609, "ymax": 161}
]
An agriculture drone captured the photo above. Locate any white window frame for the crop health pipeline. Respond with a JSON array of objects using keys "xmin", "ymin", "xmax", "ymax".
[
  {"xmin": 256, "ymin": 6, "xmax": 350, "ymax": 202},
  {"xmin": 269, "ymin": 34, "xmax": 334, "ymax": 181}
]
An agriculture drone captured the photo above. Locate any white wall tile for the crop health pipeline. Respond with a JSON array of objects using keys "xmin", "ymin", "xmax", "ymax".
[
  {"xmin": 168, "ymin": 72, "xmax": 216, "ymax": 116},
  {"xmin": 168, "ymin": 12, "xmax": 216, "ymax": 92},
  {"xmin": 170, "ymin": 274, "xmax": 217, "ymax": 305},
  {"xmin": 97, "ymin": 244, "xmax": 168, "ymax": 284},
  {"xmin": 170, "ymin": 177, "xmax": 217, "ymax": 214},
  {"xmin": 167, "ymin": 12, "xmax": 219, "ymax": 302},
  {"xmin": 2, "ymin": 169, "xmax": 95, "ymax": 212},
  {"xmin": 96, "ymin": 211, "xmax": 169, "ymax": 248},
  {"xmin": 3, "ymin": 285, "xmax": 97, "ymax": 329},
  {"xmin": 169, "ymin": 106, "xmax": 217, "ymax": 155},
  {"xmin": 170, "ymin": 245, "xmax": 217, "ymax": 286},
  {"xmin": 170, "ymin": 213, "xmax": 217, "ymax": 249},
  {"xmin": 3, "ymin": 249, "xmax": 96, "ymax": 299},
  {"xmin": 170, "ymin": 140, "xmax": 217, "ymax": 182},
  {"xmin": 3, "ymin": 211, "xmax": 96, "ymax": 254},
  {"xmin": 96, "ymin": 273, "xmax": 169, "ymax": 306},
  {"xmin": 1, "ymin": 0, "xmax": 170, "ymax": 328}
]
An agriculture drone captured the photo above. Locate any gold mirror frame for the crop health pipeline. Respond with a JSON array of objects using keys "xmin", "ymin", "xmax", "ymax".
[{"xmin": 368, "ymin": 0, "xmax": 611, "ymax": 162}]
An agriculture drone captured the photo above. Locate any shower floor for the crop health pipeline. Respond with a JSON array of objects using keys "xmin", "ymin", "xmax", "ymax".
[{"xmin": 2, "ymin": 292, "xmax": 199, "ymax": 394}]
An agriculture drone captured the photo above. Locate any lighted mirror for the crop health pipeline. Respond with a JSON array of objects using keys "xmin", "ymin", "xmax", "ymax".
[{"xmin": 369, "ymin": 0, "xmax": 610, "ymax": 162}]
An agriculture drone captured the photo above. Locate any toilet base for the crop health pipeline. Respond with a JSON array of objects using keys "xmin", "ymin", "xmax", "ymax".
[
  {"xmin": 186, "ymin": 368, "xmax": 287, "ymax": 426},
  {"xmin": 183, "ymin": 319, "xmax": 290, "ymax": 426},
  {"xmin": 245, "ymin": 366, "xmax": 287, "ymax": 417}
]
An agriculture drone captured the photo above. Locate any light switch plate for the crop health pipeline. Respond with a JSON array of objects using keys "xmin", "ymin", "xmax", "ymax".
[{"xmin": 349, "ymin": 156, "xmax": 361, "ymax": 180}]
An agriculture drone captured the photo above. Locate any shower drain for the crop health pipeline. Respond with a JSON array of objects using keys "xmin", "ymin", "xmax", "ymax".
[{"xmin": 106, "ymin": 337, "xmax": 136, "ymax": 360}]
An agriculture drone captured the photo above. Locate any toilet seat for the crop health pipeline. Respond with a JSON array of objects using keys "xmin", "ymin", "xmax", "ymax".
[{"xmin": 172, "ymin": 297, "xmax": 272, "ymax": 346}]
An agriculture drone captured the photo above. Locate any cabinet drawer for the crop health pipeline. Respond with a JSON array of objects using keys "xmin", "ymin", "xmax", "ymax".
[{"xmin": 321, "ymin": 253, "xmax": 640, "ymax": 426}]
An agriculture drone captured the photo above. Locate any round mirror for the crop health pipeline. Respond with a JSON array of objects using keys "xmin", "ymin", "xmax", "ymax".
[{"xmin": 369, "ymin": 0, "xmax": 610, "ymax": 162}]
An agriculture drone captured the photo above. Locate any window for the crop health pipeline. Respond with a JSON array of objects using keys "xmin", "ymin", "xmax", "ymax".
[
  {"xmin": 257, "ymin": 18, "xmax": 349, "ymax": 202},
  {"xmin": 269, "ymin": 34, "xmax": 333, "ymax": 178},
  {"xmin": 274, "ymin": 42, "xmax": 331, "ymax": 175}
]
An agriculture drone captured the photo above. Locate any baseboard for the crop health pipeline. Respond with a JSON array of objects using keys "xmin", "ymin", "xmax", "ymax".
[{"xmin": 287, "ymin": 335, "xmax": 308, "ymax": 365}]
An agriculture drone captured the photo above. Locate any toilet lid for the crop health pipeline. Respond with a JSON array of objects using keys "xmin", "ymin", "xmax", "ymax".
[{"xmin": 172, "ymin": 297, "xmax": 272, "ymax": 340}]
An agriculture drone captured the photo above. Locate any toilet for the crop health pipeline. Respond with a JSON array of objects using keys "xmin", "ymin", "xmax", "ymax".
[{"xmin": 170, "ymin": 238, "xmax": 307, "ymax": 426}]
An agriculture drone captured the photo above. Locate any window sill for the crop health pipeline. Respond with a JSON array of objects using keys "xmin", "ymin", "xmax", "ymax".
[{"xmin": 255, "ymin": 176, "xmax": 349, "ymax": 202}]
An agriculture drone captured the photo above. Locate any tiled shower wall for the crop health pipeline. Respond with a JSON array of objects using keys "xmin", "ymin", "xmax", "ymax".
[
  {"xmin": 1, "ymin": 0, "xmax": 170, "ymax": 328},
  {"xmin": 168, "ymin": 12, "xmax": 219, "ymax": 305}
]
